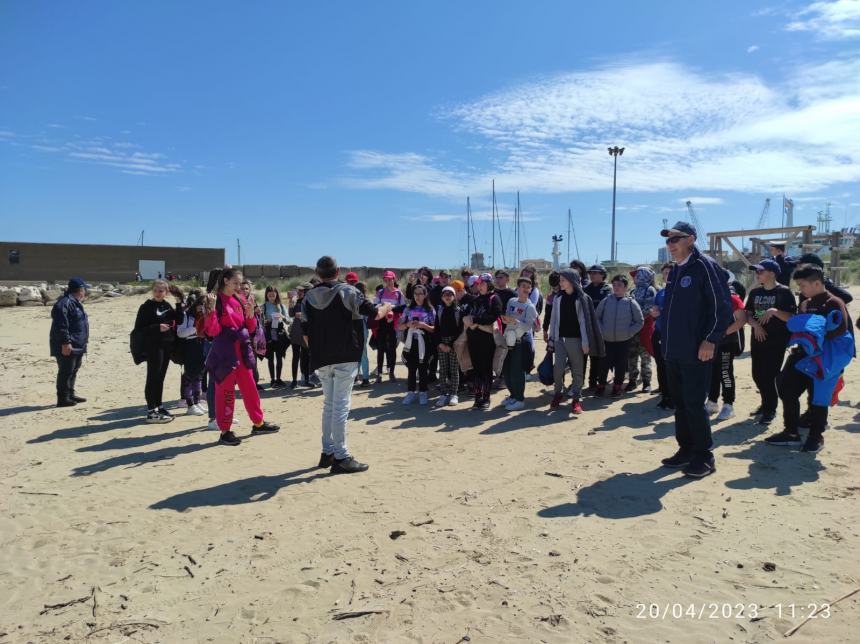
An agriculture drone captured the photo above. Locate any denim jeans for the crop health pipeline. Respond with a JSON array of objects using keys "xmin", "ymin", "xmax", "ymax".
[
  {"xmin": 359, "ymin": 322, "xmax": 370, "ymax": 380},
  {"xmin": 318, "ymin": 362, "xmax": 359, "ymax": 460}
]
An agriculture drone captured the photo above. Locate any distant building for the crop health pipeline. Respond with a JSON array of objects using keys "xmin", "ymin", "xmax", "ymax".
[
  {"xmin": 657, "ymin": 247, "xmax": 668, "ymax": 264},
  {"xmin": 470, "ymin": 252, "xmax": 486, "ymax": 270},
  {"xmin": 520, "ymin": 258, "xmax": 553, "ymax": 272},
  {"xmin": 0, "ymin": 241, "xmax": 224, "ymax": 283}
]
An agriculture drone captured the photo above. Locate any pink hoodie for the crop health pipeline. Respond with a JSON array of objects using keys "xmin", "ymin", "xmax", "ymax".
[{"xmin": 204, "ymin": 292, "xmax": 257, "ymax": 338}]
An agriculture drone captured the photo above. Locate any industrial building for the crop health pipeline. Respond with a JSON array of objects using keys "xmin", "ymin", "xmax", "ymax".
[{"xmin": 0, "ymin": 241, "xmax": 225, "ymax": 283}]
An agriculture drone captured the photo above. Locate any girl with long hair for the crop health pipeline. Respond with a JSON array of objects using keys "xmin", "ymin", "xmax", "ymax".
[
  {"xmin": 262, "ymin": 286, "xmax": 290, "ymax": 388},
  {"xmin": 203, "ymin": 268, "xmax": 279, "ymax": 446}
]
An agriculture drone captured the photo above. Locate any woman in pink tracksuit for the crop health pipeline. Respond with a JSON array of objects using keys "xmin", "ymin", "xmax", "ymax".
[{"xmin": 204, "ymin": 268, "xmax": 279, "ymax": 446}]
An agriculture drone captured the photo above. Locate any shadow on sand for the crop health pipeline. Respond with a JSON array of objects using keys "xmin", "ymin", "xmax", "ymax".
[
  {"xmin": 538, "ymin": 467, "xmax": 694, "ymax": 519},
  {"xmin": 150, "ymin": 466, "xmax": 328, "ymax": 511}
]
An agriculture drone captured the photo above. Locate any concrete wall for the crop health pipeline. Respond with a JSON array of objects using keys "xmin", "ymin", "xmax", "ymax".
[{"xmin": 0, "ymin": 241, "xmax": 225, "ymax": 283}]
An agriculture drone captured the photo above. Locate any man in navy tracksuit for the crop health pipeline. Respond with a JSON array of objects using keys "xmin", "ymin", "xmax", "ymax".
[
  {"xmin": 49, "ymin": 278, "xmax": 91, "ymax": 407},
  {"xmin": 658, "ymin": 222, "xmax": 733, "ymax": 478}
]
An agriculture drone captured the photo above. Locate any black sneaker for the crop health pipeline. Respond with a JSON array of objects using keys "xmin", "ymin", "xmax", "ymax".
[
  {"xmin": 374, "ymin": 375, "xmax": 384, "ymax": 385},
  {"xmin": 388, "ymin": 372, "xmax": 397, "ymax": 383},
  {"xmin": 624, "ymin": 381, "xmax": 637, "ymax": 392},
  {"xmin": 219, "ymin": 431, "xmax": 241, "ymax": 446},
  {"xmin": 749, "ymin": 406, "xmax": 762, "ymax": 417},
  {"xmin": 641, "ymin": 384, "xmax": 652, "ymax": 393},
  {"xmin": 318, "ymin": 452, "xmax": 334, "ymax": 468},
  {"xmin": 331, "ymin": 456, "xmax": 369, "ymax": 474},
  {"xmin": 764, "ymin": 431, "xmax": 802, "ymax": 446},
  {"xmin": 360, "ymin": 379, "xmax": 370, "ymax": 387},
  {"xmin": 683, "ymin": 457, "xmax": 716, "ymax": 479},
  {"xmin": 756, "ymin": 412, "xmax": 776, "ymax": 426},
  {"xmin": 801, "ymin": 435, "xmax": 824, "ymax": 453},
  {"xmin": 146, "ymin": 410, "xmax": 173, "ymax": 424},
  {"xmin": 478, "ymin": 398, "xmax": 491, "ymax": 410},
  {"xmin": 70, "ymin": 393, "xmax": 87, "ymax": 403},
  {"xmin": 157, "ymin": 406, "xmax": 173, "ymax": 417},
  {"xmin": 290, "ymin": 380, "xmax": 298, "ymax": 389},
  {"xmin": 57, "ymin": 398, "xmax": 77, "ymax": 408},
  {"xmin": 251, "ymin": 421, "xmax": 280, "ymax": 435},
  {"xmin": 798, "ymin": 411, "xmax": 813, "ymax": 429},
  {"xmin": 661, "ymin": 450, "xmax": 692, "ymax": 468}
]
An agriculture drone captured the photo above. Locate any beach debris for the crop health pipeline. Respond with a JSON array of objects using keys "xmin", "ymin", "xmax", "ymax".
[
  {"xmin": 762, "ymin": 562, "xmax": 777, "ymax": 572},
  {"xmin": 548, "ymin": 550, "xmax": 561, "ymax": 557},
  {"xmin": 254, "ymin": 534, "xmax": 265, "ymax": 540},
  {"xmin": 389, "ymin": 530, "xmax": 406, "ymax": 540},
  {"xmin": 784, "ymin": 587, "xmax": 860, "ymax": 637},
  {"xmin": 539, "ymin": 614, "xmax": 565, "ymax": 627},
  {"xmin": 545, "ymin": 471, "xmax": 564, "ymax": 478},
  {"xmin": 84, "ymin": 620, "xmax": 165, "ymax": 638},
  {"xmin": 331, "ymin": 609, "xmax": 386, "ymax": 621},
  {"xmin": 39, "ymin": 595, "xmax": 90, "ymax": 615},
  {"xmin": 184, "ymin": 566, "xmax": 194, "ymax": 578},
  {"xmin": 456, "ymin": 635, "xmax": 471, "ymax": 643},
  {"xmin": 409, "ymin": 518, "xmax": 434, "ymax": 527},
  {"xmin": 185, "ymin": 554, "xmax": 197, "ymax": 565}
]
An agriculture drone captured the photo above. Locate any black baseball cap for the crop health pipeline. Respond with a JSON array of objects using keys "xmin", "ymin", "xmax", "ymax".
[{"xmin": 660, "ymin": 221, "xmax": 697, "ymax": 238}]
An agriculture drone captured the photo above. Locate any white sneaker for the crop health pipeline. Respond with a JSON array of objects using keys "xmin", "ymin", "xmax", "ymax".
[
  {"xmin": 402, "ymin": 392, "xmax": 418, "ymax": 405},
  {"xmin": 435, "ymin": 395, "xmax": 449, "ymax": 408},
  {"xmin": 500, "ymin": 396, "xmax": 514, "ymax": 407},
  {"xmin": 207, "ymin": 419, "xmax": 219, "ymax": 430},
  {"xmin": 705, "ymin": 400, "xmax": 719, "ymax": 415},
  {"xmin": 716, "ymin": 404, "xmax": 735, "ymax": 421},
  {"xmin": 447, "ymin": 395, "xmax": 459, "ymax": 406},
  {"xmin": 505, "ymin": 399, "xmax": 525, "ymax": 411},
  {"xmin": 186, "ymin": 404, "xmax": 206, "ymax": 416},
  {"xmin": 418, "ymin": 392, "xmax": 428, "ymax": 405}
]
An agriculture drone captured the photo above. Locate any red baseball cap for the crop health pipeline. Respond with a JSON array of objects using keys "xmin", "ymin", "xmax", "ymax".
[{"xmin": 345, "ymin": 271, "xmax": 359, "ymax": 284}]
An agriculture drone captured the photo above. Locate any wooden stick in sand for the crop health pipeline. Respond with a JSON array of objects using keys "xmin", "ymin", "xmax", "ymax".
[{"xmin": 784, "ymin": 587, "xmax": 860, "ymax": 637}]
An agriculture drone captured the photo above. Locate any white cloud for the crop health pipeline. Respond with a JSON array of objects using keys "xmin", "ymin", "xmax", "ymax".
[
  {"xmin": 747, "ymin": 45, "xmax": 760, "ymax": 53},
  {"xmin": 346, "ymin": 59, "xmax": 860, "ymax": 197},
  {"xmin": 786, "ymin": 0, "xmax": 860, "ymax": 39},
  {"xmin": 5, "ymin": 133, "xmax": 183, "ymax": 176},
  {"xmin": 679, "ymin": 197, "xmax": 724, "ymax": 205}
]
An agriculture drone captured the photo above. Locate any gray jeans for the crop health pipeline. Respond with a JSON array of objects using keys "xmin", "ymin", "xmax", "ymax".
[
  {"xmin": 318, "ymin": 362, "xmax": 359, "ymax": 460},
  {"xmin": 553, "ymin": 337, "xmax": 585, "ymax": 396}
]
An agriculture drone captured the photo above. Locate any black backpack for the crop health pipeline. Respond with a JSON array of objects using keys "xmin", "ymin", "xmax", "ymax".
[{"xmin": 129, "ymin": 328, "xmax": 146, "ymax": 365}]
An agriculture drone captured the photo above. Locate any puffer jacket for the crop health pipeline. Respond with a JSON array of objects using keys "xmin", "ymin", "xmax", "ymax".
[{"xmin": 595, "ymin": 295, "xmax": 644, "ymax": 342}]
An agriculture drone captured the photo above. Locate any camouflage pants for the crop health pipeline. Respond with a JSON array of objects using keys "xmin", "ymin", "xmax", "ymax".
[{"xmin": 627, "ymin": 332, "xmax": 652, "ymax": 386}]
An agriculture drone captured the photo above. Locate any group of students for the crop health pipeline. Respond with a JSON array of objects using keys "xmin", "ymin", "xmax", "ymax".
[{"xmin": 50, "ymin": 224, "xmax": 856, "ymax": 480}]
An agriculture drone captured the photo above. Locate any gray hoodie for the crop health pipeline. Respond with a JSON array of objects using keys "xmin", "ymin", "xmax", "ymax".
[{"xmin": 595, "ymin": 294, "xmax": 644, "ymax": 342}]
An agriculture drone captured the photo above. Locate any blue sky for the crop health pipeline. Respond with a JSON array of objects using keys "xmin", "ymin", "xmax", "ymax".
[{"xmin": 1, "ymin": 0, "xmax": 859, "ymax": 267}]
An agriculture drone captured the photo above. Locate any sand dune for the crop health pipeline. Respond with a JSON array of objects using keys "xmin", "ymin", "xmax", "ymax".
[{"xmin": 2, "ymin": 292, "xmax": 859, "ymax": 643}]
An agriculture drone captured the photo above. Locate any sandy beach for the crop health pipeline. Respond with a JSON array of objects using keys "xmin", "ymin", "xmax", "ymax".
[{"xmin": 2, "ymin": 291, "xmax": 859, "ymax": 643}]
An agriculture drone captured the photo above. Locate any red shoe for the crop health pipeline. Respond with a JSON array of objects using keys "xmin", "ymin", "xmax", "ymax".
[
  {"xmin": 550, "ymin": 393, "xmax": 563, "ymax": 410},
  {"xmin": 611, "ymin": 384, "xmax": 622, "ymax": 397},
  {"xmin": 571, "ymin": 399, "xmax": 583, "ymax": 414}
]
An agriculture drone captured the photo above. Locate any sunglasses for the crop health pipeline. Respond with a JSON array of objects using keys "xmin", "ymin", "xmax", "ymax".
[{"xmin": 665, "ymin": 235, "xmax": 689, "ymax": 244}]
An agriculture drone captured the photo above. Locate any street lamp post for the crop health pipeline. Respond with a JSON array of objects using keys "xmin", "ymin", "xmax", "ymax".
[{"xmin": 608, "ymin": 146, "xmax": 625, "ymax": 264}]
